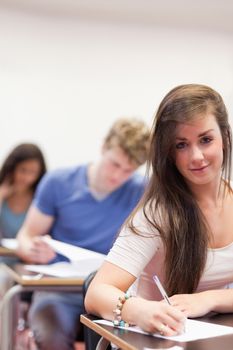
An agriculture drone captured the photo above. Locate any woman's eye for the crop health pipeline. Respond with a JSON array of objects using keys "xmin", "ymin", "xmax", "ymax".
[
  {"xmin": 200, "ymin": 136, "xmax": 212, "ymax": 144},
  {"xmin": 175, "ymin": 142, "xmax": 187, "ymax": 149}
]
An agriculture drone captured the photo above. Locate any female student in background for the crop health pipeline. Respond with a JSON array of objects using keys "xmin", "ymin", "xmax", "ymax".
[
  {"xmin": 0, "ymin": 143, "xmax": 46, "ymax": 295},
  {"xmin": 0, "ymin": 143, "xmax": 46, "ymax": 241},
  {"xmin": 85, "ymin": 84, "xmax": 233, "ymax": 337}
]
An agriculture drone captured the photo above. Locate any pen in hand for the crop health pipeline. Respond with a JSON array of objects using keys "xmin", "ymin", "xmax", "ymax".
[
  {"xmin": 153, "ymin": 275, "xmax": 171, "ymax": 305},
  {"xmin": 153, "ymin": 275, "xmax": 186, "ymax": 333}
]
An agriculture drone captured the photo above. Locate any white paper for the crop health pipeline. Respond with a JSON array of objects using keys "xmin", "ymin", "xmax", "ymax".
[
  {"xmin": 94, "ymin": 318, "xmax": 233, "ymax": 342},
  {"xmin": 144, "ymin": 347, "xmax": 183, "ymax": 350},
  {"xmin": 42, "ymin": 236, "xmax": 105, "ymax": 262},
  {"xmin": 1, "ymin": 238, "xmax": 18, "ymax": 250},
  {"xmin": 25, "ymin": 258, "xmax": 104, "ymax": 278},
  {"xmin": 1, "ymin": 237, "xmax": 105, "ymax": 278}
]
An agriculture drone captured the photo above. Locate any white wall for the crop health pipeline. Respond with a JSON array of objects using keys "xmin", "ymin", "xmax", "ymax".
[{"xmin": 0, "ymin": 4, "xmax": 233, "ymax": 169}]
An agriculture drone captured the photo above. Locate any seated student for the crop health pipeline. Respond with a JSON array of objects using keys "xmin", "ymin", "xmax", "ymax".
[
  {"xmin": 16, "ymin": 117, "xmax": 150, "ymax": 350},
  {"xmin": 0, "ymin": 143, "xmax": 46, "ymax": 296},
  {"xmin": 85, "ymin": 84, "xmax": 233, "ymax": 337}
]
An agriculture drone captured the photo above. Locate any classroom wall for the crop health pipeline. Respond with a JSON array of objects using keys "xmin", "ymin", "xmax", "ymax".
[{"xmin": 0, "ymin": 2, "xmax": 233, "ymax": 170}]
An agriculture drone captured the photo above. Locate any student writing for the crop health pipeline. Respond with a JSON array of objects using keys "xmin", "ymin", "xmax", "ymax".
[
  {"xmin": 85, "ymin": 84, "xmax": 233, "ymax": 337},
  {"xmin": 17, "ymin": 118, "xmax": 150, "ymax": 350}
]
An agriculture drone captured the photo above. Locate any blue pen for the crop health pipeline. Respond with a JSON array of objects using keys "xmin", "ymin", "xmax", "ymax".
[{"xmin": 153, "ymin": 275, "xmax": 171, "ymax": 305}]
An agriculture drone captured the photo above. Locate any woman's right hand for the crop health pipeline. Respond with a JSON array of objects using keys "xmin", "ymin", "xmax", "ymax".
[{"xmin": 125, "ymin": 298, "xmax": 186, "ymax": 336}]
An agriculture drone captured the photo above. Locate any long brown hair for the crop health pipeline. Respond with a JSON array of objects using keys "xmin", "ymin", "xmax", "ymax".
[
  {"xmin": 129, "ymin": 84, "xmax": 232, "ymax": 295},
  {"xmin": 0, "ymin": 143, "xmax": 47, "ymax": 192}
]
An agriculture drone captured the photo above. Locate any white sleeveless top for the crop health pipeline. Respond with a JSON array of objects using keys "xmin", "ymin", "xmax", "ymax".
[
  {"xmin": 199, "ymin": 243, "xmax": 233, "ymax": 291},
  {"xmin": 106, "ymin": 210, "xmax": 233, "ymax": 300}
]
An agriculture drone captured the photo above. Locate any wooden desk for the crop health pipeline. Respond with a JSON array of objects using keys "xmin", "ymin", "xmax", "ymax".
[
  {"xmin": 0, "ymin": 246, "xmax": 16, "ymax": 256},
  {"xmin": 81, "ymin": 313, "xmax": 233, "ymax": 350},
  {"xmin": 3, "ymin": 263, "xmax": 84, "ymax": 286},
  {"xmin": 1, "ymin": 264, "xmax": 84, "ymax": 350}
]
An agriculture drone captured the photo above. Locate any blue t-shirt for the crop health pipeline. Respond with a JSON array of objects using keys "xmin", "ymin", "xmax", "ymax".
[
  {"xmin": 0, "ymin": 200, "xmax": 27, "ymax": 264},
  {"xmin": 0, "ymin": 201, "xmax": 27, "ymax": 239},
  {"xmin": 33, "ymin": 165, "xmax": 146, "ymax": 261}
]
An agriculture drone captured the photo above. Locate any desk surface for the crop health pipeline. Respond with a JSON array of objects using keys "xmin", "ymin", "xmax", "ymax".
[
  {"xmin": 1, "ymin": 263, "xmax": 84, "ymax": 350},
  {"xmin": 3, "ymin": 263, "xmax": 84, "ymax": 286},
  {"xmin": 81, "ymin": 313, "xmax": 233, "ymax": 350},
  {"xmin": 0, "ymin": 246, "xmax": 16, "ymax": 256}
]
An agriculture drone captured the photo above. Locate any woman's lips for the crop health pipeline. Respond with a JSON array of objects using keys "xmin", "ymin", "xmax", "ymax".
[{"xmin": 190, "ymin": 165, "xmax": 209, "ymax": 172}]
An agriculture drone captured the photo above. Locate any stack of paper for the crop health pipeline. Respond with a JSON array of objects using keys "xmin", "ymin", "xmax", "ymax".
[
  {"xmin": 1, "ymin": 238, "xmax": 18, "ymax": 250},
  {"xmin": 25, "ymin": 237, "xmax": 106, "ymax": 278},
  {"xmin": 42, "ymin": 236, "xmax": 105, "ymax": 262},
  {"xmin": 25, "ymin": 259, "xmax": 103, "ymax": 278}
]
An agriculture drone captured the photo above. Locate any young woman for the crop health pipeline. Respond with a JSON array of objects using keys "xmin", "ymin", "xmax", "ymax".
[
  {"xmin": 0, "ymin": 143, "xmax": 46, "ymax": 319},
  {"xmin": 0, "ymin": 142, "xmax": 46, "ymax": 269},
  {"xmin": 0, "ymin": 143, "xmax": 46, "ymax": 241},
  {"xmin": 85, "ymin": 84, "xmax": 233, "ymax": 337}
]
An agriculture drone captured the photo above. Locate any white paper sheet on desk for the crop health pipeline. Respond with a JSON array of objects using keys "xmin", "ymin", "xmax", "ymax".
[
  {"xmin": 25, "ymin": 258, "xmax": 104, "ymax": 278},
  {"xmin": 1, "ymin": 238, "xmax": 18, "ymax": 250},
  {"xmin": 94, "ymin": 318, "xmax": 233, "ymax": 342},
  {"xmin": 42, "ymin": 236, "xmax": 105, "ymax": 262}
]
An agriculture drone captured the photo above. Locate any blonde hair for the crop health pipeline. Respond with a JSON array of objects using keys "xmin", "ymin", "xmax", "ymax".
[{"xmin": 104, "ymin": 118, "xmax": 150, "ymax": 166}]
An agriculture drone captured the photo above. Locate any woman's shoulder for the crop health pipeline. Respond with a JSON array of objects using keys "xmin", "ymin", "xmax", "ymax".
[{"xmin": 106, "ymin": 215, "xmax": 162, "ymax": 277}]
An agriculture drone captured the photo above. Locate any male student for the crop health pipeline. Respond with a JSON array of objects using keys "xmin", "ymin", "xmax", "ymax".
[{"xmin": 17, "ymin": 117, "xmax": 150, "ymax": 350}]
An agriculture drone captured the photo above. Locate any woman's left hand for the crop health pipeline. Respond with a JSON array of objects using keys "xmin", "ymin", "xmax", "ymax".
[{"xmin": 169, "ymin": 292, "xmax": 213, "ymax": 318}]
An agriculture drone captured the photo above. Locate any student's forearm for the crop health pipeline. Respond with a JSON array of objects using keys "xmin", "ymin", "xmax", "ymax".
[
  {"xmin": 206, "ymin": 289, "xmax": 233, "ymax": 313},
  {"xmin": 16, "ymin": 228, "xmax": 35, "ymax": 262},
  {"xmin": 17, "ymin": 228, "xmax": 31, "ymax": 250},
  {"xmin": 85, "ymin": 283, "xmax": 128, "ymax": 320}
]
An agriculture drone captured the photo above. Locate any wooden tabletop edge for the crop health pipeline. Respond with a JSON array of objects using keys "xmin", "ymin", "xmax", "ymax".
[{"xmin": 80, "ymin": 315, "xmax": 137, "ymax": 350}]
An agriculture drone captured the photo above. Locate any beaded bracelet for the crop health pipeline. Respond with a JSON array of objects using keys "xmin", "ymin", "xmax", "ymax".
[{"xmin": 112, "ymin": 291, "xmax": 132, "ymax": 327}]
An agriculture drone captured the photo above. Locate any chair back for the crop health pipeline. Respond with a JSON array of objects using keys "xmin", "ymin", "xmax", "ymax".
[{"xmin": 82, "ymin": 271, "xmax": 102, "ymax": 350}]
